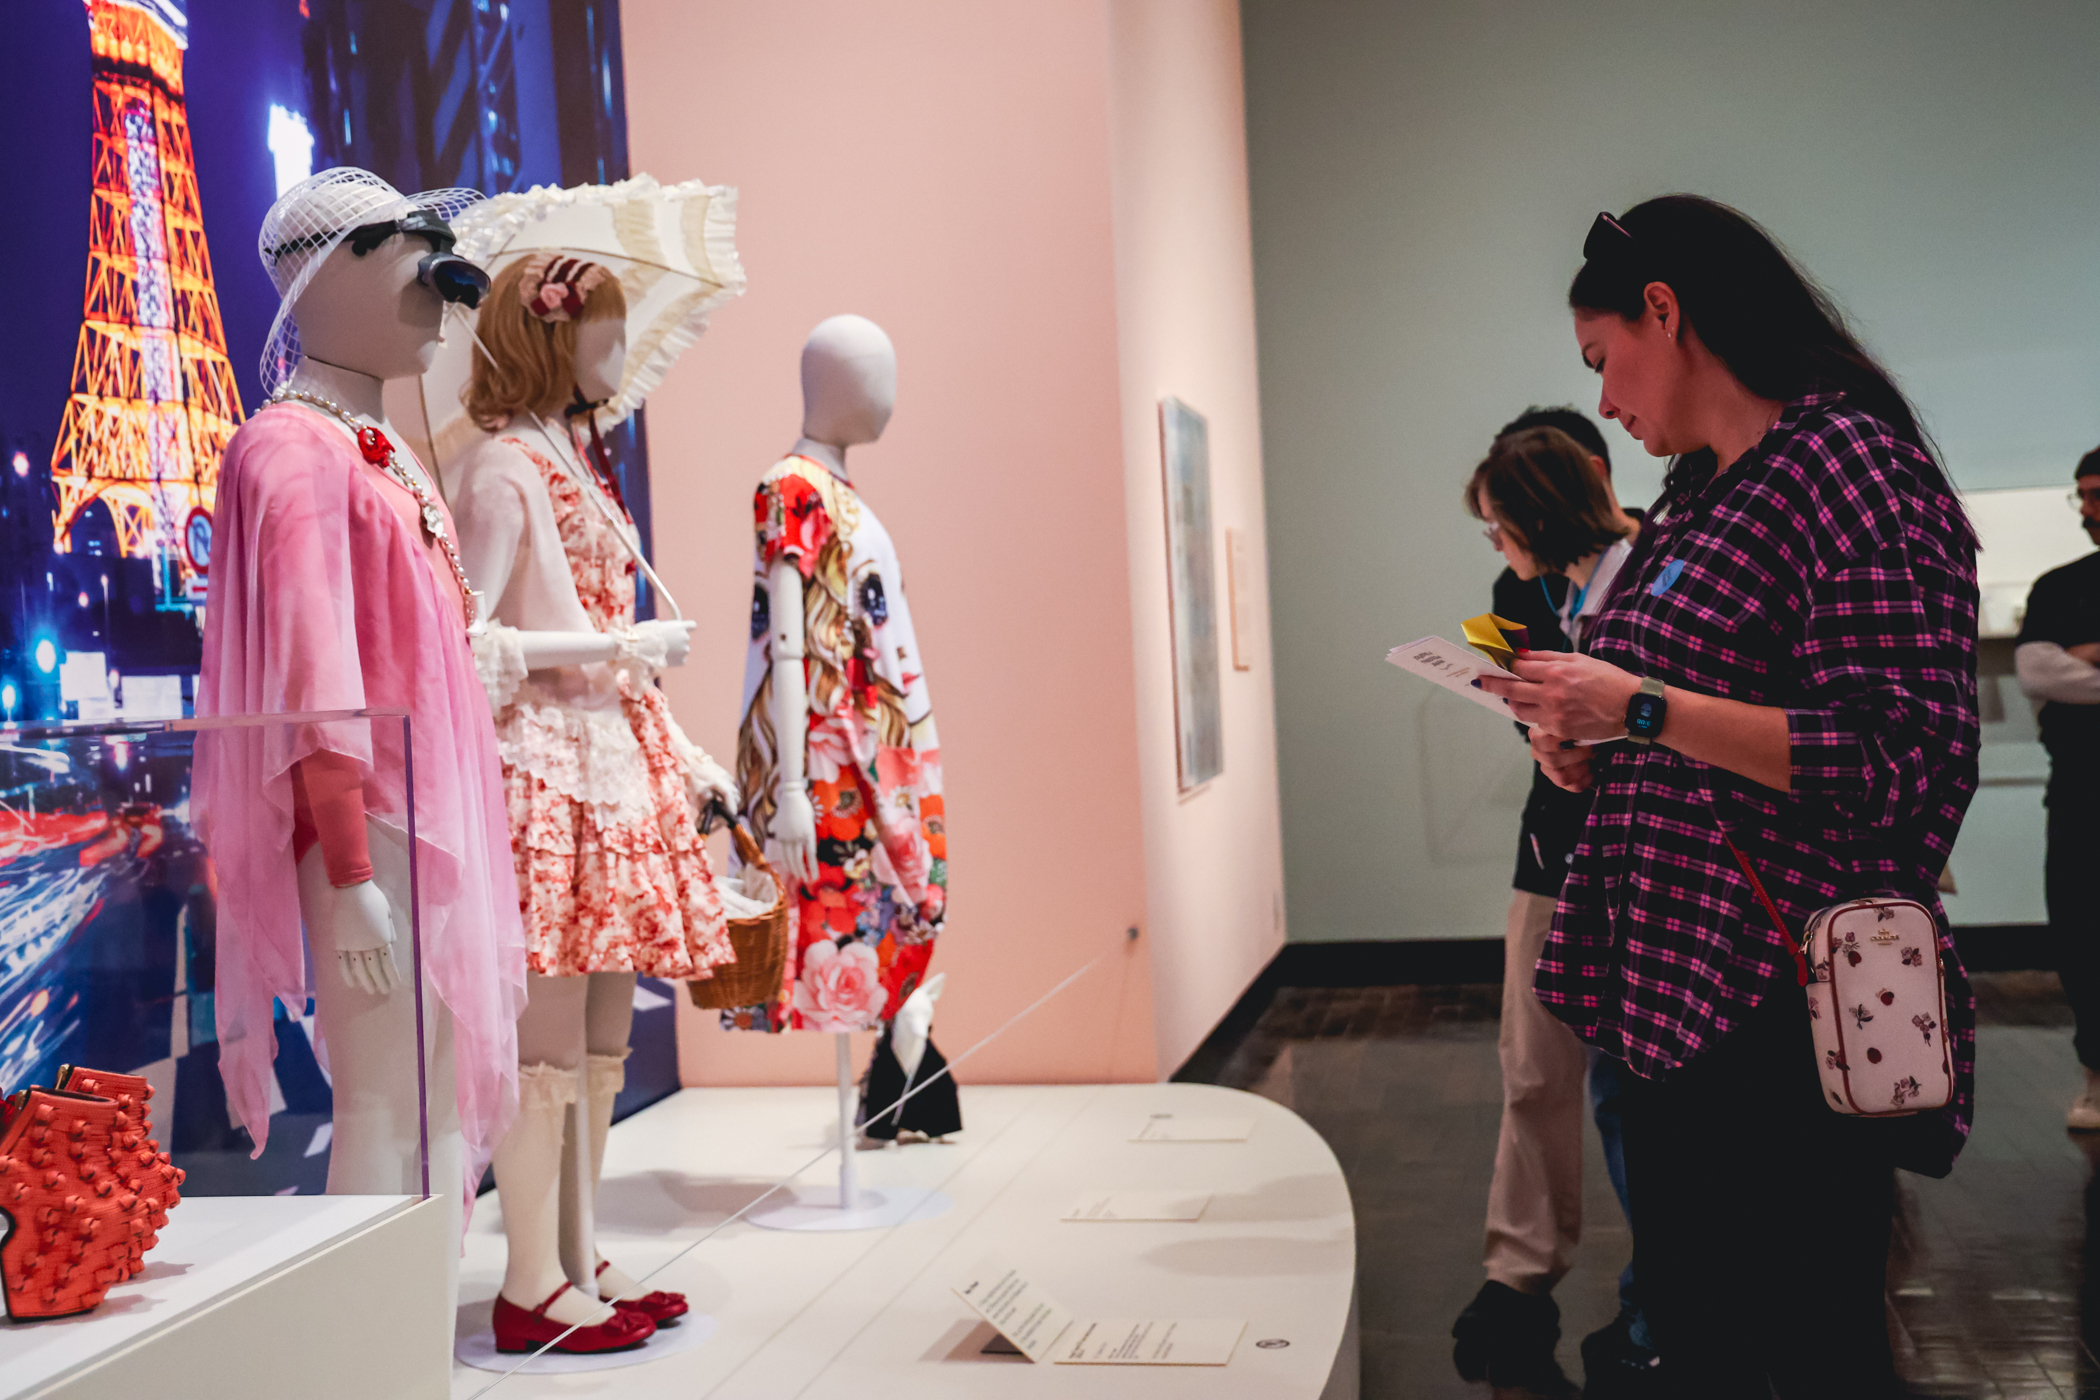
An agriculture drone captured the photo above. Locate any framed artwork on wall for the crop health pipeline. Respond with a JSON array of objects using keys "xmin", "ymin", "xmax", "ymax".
[
  {"xmin": 1161, "ymin": 397, "xmax": 1223, "ymax": 791},
  {"xmin": 1226, "ymin": 526, "xmax": 1254, "ymax": 671}
]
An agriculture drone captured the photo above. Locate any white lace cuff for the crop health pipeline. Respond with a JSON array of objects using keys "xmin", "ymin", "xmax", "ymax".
[
  {"xmin": 471, "ymin": 624, "xmax": 529, "ymax": 712},
  {"xmin": 612, "ymin": 624, "xmax": 672, "ymax": 679}
]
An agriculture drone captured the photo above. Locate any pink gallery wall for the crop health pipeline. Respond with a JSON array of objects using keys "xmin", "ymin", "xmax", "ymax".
[
  {"xmin": 1107, "ymin": 0, "xmax": 1288, "ymax": 1078},
  {"xmin": 619, "ymin": 0, "xmax": 1281, "ymax": 1086},
  {"xmin": 622, "ymin": 0, "xmax": 1156, "ymax": 1086}
]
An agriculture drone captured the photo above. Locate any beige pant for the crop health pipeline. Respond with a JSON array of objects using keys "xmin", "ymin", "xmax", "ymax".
[{"xmin": 1484, "ymin": 888, "xmax": 1590, "ymax": 1293}]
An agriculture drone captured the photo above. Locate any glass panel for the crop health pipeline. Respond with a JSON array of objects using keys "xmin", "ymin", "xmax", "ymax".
[{"xmin": 0, "ymin": 708, "xmax": 427, "ymax": 1201}]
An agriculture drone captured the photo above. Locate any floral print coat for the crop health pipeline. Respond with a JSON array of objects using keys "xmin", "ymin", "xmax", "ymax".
[{"xmin": 731, "ymin": 456, "xmax": 945, "ymax": 1032}]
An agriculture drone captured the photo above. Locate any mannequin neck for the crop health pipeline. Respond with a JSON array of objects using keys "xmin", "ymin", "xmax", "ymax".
[
  {"xmin": 286, "ymin": 356, "xmax": 389, "ymax": 430},
  {"xmin": 792, "ymin": 437, "xmax": 849, "ymax": 481}
]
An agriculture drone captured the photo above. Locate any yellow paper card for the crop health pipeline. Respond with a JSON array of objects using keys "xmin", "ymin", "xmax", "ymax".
[{"xmin": 1460, "ymin": 613, "xmax": 1530, "ymax": 670}]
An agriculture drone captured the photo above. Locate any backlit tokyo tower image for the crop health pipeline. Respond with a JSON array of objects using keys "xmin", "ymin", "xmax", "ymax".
[{"xmin": 49, "ymin": 0, "xmax": 241, "ymax": 614}]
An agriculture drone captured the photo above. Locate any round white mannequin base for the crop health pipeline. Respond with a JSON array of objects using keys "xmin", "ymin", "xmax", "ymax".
[
  {"xmin": 455, "ymin": 1309, "xmax": 717, "ymax": 1374},
  {"xmin": 745, "ymin": 1184, "xmax": 953, "ymax": 1232}
]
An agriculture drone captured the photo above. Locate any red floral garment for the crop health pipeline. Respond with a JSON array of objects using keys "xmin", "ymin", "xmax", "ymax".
[
  {"xmin": 731, "ymin": 458, "xmax": 945, "ymax": 1032},
  {"xmin": 498, "ymin": 439, "xmax": 732, "ymax": 978}
]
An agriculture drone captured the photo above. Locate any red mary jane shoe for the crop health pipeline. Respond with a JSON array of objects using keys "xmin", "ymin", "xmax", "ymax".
[
  {"xmin": 598, "ymin": 1258, "xmax": 688, "ymax": 1324},
  {"xmin": 492, "ymin": 1282, "xmax": 656, "ymax": 1354}
]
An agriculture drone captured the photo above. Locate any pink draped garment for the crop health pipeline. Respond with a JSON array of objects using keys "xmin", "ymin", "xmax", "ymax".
[{"xmin": 194, "ymin": 404, "xmax": 527, "ymax": 1212}]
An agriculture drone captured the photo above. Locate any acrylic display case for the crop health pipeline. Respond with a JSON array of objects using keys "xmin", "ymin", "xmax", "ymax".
[{"xmin": 1, "ymin": 710, "xmax": 451, "ymax": 1400}]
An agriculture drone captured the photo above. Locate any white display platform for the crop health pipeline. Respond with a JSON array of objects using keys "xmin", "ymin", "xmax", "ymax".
[
  {"xmin": 745, "ymin": 1183, "xmax": 953, "ymax": 1231},
  {"xmin": 6, "ymin": 1193, "xmax": 450, "ymax": 1400},
  {"xmin": 452, "ymin": 1083, "xmax": 1356, "ymax": 1399}
]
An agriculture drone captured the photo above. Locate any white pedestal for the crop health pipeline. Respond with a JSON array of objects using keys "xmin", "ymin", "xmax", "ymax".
[
  {"xmin": 6, "ymin": 1194, "xmax": 449, "ymax": 1400},
  {"xmin": 745, "ymin": 1184, "xmax": 953, "ymax": 1232},
  {"xmin": 455, "ymin": 1083, "xmax": 1356, "ymax": 1397}
]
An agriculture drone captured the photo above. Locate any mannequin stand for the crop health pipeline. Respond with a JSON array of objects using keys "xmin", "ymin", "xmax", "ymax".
[{"xmin": 745, "ymin": 1033, "xmax": 953, "ymax": 1232}]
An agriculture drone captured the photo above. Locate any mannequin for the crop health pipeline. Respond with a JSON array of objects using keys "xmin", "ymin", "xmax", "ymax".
[
  {"xmin": 450, "ymin": 249, "xmax": 736, "ymax": 1350},
  {"xmin": 734, "ymin": 314, "xmax": 946, "ymax": 1050},
  {"xmin": 193, "ymin": 169, "xmax": 527, "ymax": 1360}
]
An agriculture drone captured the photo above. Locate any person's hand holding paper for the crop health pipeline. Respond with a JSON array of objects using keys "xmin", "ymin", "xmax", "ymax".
[{"xmin": 1476, "ymin": 650, "xmax": 1643, "ymax": 793}]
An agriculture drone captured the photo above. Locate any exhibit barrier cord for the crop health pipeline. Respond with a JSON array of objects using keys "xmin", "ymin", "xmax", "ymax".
[{"xmin": 464, "ymin": 948, "xmax": 1114, "ymax": 1393}]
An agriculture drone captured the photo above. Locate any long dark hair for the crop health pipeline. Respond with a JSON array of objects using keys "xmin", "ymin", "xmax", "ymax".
[{"xmin": 1569, "ymin": 195, "xmax": 1966, "ymax": 531}]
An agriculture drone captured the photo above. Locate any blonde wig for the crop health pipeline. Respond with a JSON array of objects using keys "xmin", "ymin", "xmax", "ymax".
[{"xmin": 463, "ymin": 254, "xmax": 627, "ymax": 429}]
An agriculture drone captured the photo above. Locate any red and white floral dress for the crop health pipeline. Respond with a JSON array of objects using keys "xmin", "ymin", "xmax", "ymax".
[{"xmin": 456, "ymin": 431, "xmax": 733, "ymax": 979}]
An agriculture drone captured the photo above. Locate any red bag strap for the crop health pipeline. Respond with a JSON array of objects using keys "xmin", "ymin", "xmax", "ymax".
[{"xmin": 1721, "ymin": 834, "xmax": 1812, "ymax": 988}]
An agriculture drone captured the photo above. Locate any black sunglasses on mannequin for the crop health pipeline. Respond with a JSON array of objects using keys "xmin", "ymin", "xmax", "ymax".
[
  {"xmin": 265, "ymin": 208, "xmax": 492, "ymax": 309},
  {"xmin": 343, "ymin": 210, "xmax": 492, "ymax": 309}
]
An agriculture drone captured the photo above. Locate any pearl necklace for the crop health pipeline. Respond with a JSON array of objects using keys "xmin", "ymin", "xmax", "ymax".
[{"xmin": 271, "ymin": 389, "xmax": 476, "ymax": 627}]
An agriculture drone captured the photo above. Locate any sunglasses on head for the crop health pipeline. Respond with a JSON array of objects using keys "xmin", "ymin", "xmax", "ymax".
[{"xmin": 1582, "ymin": 211, "xmax": 1635, "ymax": 263}]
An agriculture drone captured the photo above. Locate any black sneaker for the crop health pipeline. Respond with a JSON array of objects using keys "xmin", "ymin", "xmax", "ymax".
[
  {"xmin": 1452, "ymin": 1281, "xmax": 1578, "ymax": 1396},
  {"xmin": 1579, "ymin": 1309, "xmax": 1664, "ymax": 1399}
]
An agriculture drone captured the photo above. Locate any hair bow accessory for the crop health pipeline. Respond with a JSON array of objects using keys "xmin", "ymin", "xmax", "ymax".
[{"xmin": 518, "ymin": 253, "xmax": 611, "ymax": 324}]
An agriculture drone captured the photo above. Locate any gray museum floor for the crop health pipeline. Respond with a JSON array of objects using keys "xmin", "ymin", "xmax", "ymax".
[{"xmin": 1195, "ymin": 967, "xmax": 2094, "ymax": 1399}]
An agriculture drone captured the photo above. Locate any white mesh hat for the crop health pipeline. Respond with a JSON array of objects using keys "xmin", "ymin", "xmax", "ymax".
[{"xmin": 257, "ymin": 168, "xmax": 484, "ymax": 395}]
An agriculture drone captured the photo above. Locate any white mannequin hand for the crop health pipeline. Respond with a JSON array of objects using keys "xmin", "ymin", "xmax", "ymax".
[
  {"xmin": 689, "ymin": 753, "xmax": 738, "ymax": 813},
  {"xmin": 631, "ymin": 619, "xmax": 697, "ymax": 670},
  {"xmin": 774, "ymin": 781, "xmax": 819, "ymax": 887},
  {"xmin": 329, "ymin": 878, "xmax": 402, "ymax": 996}
]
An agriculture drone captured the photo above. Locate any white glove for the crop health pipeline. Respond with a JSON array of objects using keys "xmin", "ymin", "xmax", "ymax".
[
  {"xmin": 328, "ymin": 879, "xmax": 402, "ymax": 996},
  {"xmin": 688, "ymin": 752, "xmax": 738, "ymax": 814},
  {"xmin": 617, "ymin": 619, "xmax": 696, "ymax": 675},
  {"xmin": 773, "ymin": 781, "xmax": 819, "ymax": 886}
]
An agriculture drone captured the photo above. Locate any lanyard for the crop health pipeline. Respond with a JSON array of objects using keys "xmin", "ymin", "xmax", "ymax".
[{"xmin": 1543, "ymin": 576, "xmax": 1591, "ymax": 637}]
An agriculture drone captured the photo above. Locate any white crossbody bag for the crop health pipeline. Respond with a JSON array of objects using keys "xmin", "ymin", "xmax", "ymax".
[{"xmin": 1723, "ymin": 837, "xmax": 1953, "ymax": 1118}]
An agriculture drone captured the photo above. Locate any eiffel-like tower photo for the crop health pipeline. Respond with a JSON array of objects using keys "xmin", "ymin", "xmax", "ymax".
[{"xmin": 49, "ymin": 0, "xmax": 242, "ymax": 616}]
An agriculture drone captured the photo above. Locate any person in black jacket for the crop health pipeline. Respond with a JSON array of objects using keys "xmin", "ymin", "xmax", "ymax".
[
  {"xmin": 1452, "ymin": 409, "xmax": 1659, "ymax": 1399},
  {"xmin": 2015, "ymin": 448, "xmax": 2100, "ymax": 1129}
]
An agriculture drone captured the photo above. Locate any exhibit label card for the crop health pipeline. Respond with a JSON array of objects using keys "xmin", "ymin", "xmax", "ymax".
[
  {"xmin": 1386, "ymin": 636, "xmax": 1516, "ymax": 719},
  {"xmin": 954, "ymin": 1261, "xmax": 1245, "ymax": 1367},
  {"xmin": 1132, "ymin": 1115, "xmax": 1255, "ymax": 1143},
  {"xmin": 954, "ymin": 1265, "xmax": 1074, "ymax": 1363},
  {"xmin": 1056, "ymin": 1318, "xmax": 1246, "ymax": 1366},
  {"xmin": 1064, "ymin": 1190, "xmax": 1212, "ymax": 1222}
]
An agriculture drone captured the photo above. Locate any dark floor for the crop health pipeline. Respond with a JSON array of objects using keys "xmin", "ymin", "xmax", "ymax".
[{"xmin": 1203, "ymin": 970, "xmax": 2097, "ymax": 1399}]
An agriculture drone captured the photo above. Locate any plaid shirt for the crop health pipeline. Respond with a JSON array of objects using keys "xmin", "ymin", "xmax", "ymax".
[{"xmin": 1537, "ymin": 390, "xmax": 1980, "ymax": 1172}]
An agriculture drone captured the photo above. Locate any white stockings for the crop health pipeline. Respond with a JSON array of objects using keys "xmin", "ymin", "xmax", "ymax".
[{"xmin": 495, "ymin": 971, "xmax": 638, "ymax": 1326}]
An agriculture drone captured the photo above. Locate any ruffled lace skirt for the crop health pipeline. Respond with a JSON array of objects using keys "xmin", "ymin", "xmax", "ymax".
[{"xmin": 496, "ymin": 682, "xmax": 733, "ymax": 978}]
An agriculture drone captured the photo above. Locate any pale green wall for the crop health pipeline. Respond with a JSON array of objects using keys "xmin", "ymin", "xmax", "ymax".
[{"xmin": 1244, "ymin": 0, "xmax": 2100, "ymax": 941}]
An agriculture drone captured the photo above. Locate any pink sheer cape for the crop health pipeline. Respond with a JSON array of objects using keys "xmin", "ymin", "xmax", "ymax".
[{"xmin": 194, "ymin": 405, "xmax": 526, "ymax": 1213}]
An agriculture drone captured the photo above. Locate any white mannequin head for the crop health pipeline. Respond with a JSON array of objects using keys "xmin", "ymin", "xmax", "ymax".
[
  {"xmin": 574, "ymin": 318, "xmax": 626, "ymax": 403},
  {"xmin": 463, "ymin": 256, "xmax": 629, "ymax": 428},
  {"xmin": 260, "ymin": 169, "xmax": 482, "ymax": 393},
  {"xmin": 293, "ymin": 234, "xmax": 448, "ymax": 382},
  {"xmin": 800, "ymin": 315, "xmax": 896, "ymax": 447}
]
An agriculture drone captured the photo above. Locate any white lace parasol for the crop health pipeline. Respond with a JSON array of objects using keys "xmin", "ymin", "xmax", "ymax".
[{"xmin": 400, "ymin": 174, "xmax": 746, "ymax": 483}]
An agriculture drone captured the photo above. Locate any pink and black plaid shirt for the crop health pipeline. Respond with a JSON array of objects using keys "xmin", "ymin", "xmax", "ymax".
[{"xmin": 1537, "ymin": 390, "xmax": 1980, "ymax": 1172}]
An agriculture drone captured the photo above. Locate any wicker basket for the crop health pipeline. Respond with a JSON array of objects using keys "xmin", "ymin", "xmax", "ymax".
[{"xmin": 687, "ymin": 817, "xmax": 791, "ymax": 1012}]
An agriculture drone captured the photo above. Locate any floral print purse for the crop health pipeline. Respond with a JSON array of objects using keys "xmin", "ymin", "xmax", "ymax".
[{"xmin": 1725, "ymin": 839, "xmax": 1954, "ymax": 1118}]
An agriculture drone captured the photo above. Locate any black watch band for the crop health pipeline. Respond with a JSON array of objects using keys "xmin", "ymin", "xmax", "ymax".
[{"xmin": 1625, "ymin": 676, "xmax": 1667, "ymax": 746}]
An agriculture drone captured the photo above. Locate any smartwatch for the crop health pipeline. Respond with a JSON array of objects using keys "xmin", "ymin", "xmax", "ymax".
[{"xmin": 1625, "ymin": 676, "xmax": 1668, "ymax": 746}]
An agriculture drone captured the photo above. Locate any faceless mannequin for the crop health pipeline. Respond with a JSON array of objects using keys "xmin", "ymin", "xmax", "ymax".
[
  {"xmin": 275, "ymin": 224, "xmax": 469, "ymax": 1336},
  {"xmin": 769, "ymin": 315, "xmax": 899, "ymax": 886},
  {"xmin": 283, "ymin": 233, "xmax": 446, "ymax": 987},
  {"xmin": 451, "ymin": 266, "xmax": 732, "ymax": 1334}
]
